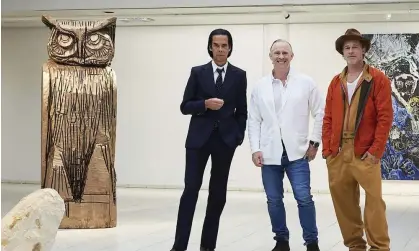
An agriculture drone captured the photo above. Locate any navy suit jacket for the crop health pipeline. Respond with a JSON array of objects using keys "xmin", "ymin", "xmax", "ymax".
[{"xmin": 180, "ymin": 61, "xmax": 248, "ymax": 149}]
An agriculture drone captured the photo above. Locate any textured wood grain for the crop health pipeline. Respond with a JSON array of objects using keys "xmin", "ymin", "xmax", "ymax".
[
  {"xmin": 41, "ymin": 60, "xmax": 117, "ymax": 229},
  {"xmin": 41, "ymin": 15, "xmax": 116, "ymax": 67}
]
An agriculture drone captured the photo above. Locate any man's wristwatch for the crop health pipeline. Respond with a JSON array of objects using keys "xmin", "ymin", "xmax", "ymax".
[{"xmin": 310, "ymin": 140, "xmax": 320, "ymax": 148}]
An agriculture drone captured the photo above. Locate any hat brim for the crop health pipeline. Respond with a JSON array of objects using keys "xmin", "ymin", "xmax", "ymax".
[{"xmin": 335, "ymin": 34, "xmax": 371, "ymax": 55}]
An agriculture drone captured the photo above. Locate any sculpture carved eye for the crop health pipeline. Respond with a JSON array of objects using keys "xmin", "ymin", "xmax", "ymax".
[
  {"xmin": 86, "ymin": 33, "xmax": 107, "ymax": 50},
  {"xmin": 90, "ymin": 34, "xmax": 99, "ymax": 42},
  {"xmin": 57, "ymin": 33, "xmax": 74, "ymax": 48}
]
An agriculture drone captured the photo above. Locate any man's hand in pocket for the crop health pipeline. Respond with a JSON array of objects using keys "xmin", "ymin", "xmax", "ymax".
[{"xmin": 361, "ymin": 151, "xmax": 379, "ymax": 164}]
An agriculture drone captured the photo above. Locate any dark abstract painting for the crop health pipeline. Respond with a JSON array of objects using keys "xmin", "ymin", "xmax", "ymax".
[{"xmin": 363, "ymin": 33, "xmax": 419, "ymax": 180}]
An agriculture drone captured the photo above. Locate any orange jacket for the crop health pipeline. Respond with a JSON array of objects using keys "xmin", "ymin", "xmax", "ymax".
[{"xmin": 322, "ymin": 64, "xmax": 393, "ymax": 159}]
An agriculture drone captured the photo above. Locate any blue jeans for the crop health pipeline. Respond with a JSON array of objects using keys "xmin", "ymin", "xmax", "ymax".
[{"xmin": 262, "ymin": 153, "xmax": 318, "ymax": 245}]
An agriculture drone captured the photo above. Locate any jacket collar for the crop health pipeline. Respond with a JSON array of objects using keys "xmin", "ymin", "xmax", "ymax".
[
  {"xmin": 270, "ymin": 67, "xmax": 295, "ymax": 85},
  {"xmin": 211, "ymin": 60, "xmax": 229, "ymax": 73},
  {"xmin": 339, "ymin": 61, "xmax": 372, "ymax": 82}
]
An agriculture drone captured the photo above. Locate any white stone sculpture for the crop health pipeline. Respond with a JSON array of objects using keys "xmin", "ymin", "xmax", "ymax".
[{"xmin": 1, "ymin": 188, "xmax": 65, "ymax": 251}]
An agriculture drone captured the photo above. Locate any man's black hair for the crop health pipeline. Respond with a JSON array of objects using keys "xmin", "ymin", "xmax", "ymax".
[{"xmin": 207, "ymin": 28, "xmax": 233, "ymax": 58}]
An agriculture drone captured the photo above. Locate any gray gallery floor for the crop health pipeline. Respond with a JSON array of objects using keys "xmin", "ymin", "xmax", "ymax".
[{"xmin": 1, "ymin": 183, "xmax": 418, "ymax": 251}]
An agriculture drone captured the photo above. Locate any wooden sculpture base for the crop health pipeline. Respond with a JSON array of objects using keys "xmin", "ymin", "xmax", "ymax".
[{"xmin": 41, "ymin": 60, "xmax": 117, "ymax": 229}]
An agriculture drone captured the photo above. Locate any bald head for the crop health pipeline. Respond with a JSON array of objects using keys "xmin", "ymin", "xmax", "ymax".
[{"xmin": 270, "ymin": 39, "xmax": 293, "ymax": 54}]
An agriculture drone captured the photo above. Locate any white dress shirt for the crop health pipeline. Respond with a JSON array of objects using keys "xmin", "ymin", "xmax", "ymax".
[
  {"xmin": 272, "ymin": 76, "xmax": 289, "ymax": 133},
  {"xmin": 248, "ymin": 68, "xmax": 325, "ymax": 165},
  {"xmin": 211, "ymin": 60, "xmax": 228, "ymax": 83}
]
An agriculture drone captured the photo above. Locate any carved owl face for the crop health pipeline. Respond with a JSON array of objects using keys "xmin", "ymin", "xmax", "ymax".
[{"xmin": 42, "ymin": 15, "xmax": 116, "ymax": 67}]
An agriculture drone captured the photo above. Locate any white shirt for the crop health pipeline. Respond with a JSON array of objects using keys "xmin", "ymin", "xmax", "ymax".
[
  {"xmin": 272, "ymin": 76, "xmax": 289, "ymax": 130},
  {"xmin": 347, "ymin": 71, "xmax": 362, "ymax": 103},
  {"xmin": 248, "ymin": 68, "xmax": 325, "ymax": 165},
  {"xmin": 211, "ymin": 60, "xmax": 228, "ymax": 83}
]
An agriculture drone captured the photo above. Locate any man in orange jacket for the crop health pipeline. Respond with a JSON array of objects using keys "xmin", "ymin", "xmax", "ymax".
[{"xmin": 322, "ymin": 29, "xmax": 393, "ymax": 251}]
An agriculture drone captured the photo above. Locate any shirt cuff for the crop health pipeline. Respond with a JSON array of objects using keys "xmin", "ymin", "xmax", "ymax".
[{"xmin": 251, "ymin": 149, "xmax": 261, "ymax": 154}]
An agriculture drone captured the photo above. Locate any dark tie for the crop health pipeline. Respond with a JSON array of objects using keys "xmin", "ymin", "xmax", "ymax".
[{"xmin": 215, "ymin": 68, "xmax": 224, "ymax": 95}]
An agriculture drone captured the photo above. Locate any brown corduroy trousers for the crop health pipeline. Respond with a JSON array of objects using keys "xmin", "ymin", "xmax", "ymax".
[{"xmin": 326, "ymin": 132, "xmax": 390, "ymax": 251}]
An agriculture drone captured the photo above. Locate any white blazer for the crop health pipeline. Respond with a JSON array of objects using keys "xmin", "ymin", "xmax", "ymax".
[{"xmin": 248, "ymin": 69, "xmax": 324, "ymax": 165}]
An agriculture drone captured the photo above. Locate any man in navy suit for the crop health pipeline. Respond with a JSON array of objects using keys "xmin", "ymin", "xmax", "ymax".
[{"xmin": 170, "ymin": 29, "xmax": 248, "ymax": 251}]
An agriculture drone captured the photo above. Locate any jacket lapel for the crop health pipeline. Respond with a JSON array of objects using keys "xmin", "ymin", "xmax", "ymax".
[
  {"xmin": 202, "ymin": 62, "xmax": 216, "ymax": 96},
  {"xmin": 281, "ymin": 69, "xmax": 296, "ymax": 108},
  {"xmin": 218, "ymin": 63, "xmax": 235, "ymax": 96},
  {"xmin": 261, "ymin": 76, "xmax": 277, "ymax": 123},
  {"xmin": 281, "ymin": 83, "xmax": 289, "ymax": 109}
]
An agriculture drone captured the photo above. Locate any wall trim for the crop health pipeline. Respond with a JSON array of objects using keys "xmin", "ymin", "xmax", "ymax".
[{"xmin": 2, "ymin": 180, "xmax": 419, "ymax": 196}]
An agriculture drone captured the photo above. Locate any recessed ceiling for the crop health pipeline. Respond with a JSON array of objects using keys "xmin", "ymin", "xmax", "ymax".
[
  {"xmin": 2, "ymin": 0, "xmax": 419, "ymax": 13},
  {"xmin": 2, "ymin": 3, "xmax": 419, "ymax": 27}
]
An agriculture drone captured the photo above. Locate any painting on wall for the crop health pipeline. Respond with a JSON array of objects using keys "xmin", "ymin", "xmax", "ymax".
[{"xmin": 363, "ymin": 33, "xmax": 419, "ymax": 180}]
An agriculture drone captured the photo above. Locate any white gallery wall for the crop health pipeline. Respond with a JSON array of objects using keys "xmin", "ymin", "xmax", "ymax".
[{"xmin": 2, "ymin": 20, "xmax": 419, "ymax": 195}]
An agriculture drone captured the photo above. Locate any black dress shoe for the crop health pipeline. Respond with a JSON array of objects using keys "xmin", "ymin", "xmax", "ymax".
[
  {"xmin": 272, "ymin": 241, "xmax": 290, "ymax": 251},
  {"xmin": 306, "ymin": 242, "xmax": 320, "ymax": 251}
]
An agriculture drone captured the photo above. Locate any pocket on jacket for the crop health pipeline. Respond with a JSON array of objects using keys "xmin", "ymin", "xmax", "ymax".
[
  {"xmin": 260, "ymin": 136, "xmax": 272, "ymax": 147},
  {"xmin": 296, "ymin": 133, "xmax": 309, "ymax": 145},
  {"xmin": 259, "ymin": 137, "xmax": 272, "ymax": 159}
]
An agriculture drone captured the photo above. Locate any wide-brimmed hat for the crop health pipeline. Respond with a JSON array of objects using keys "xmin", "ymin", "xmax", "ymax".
[{"xmin": 335, "ymin": 28, "xmax": 371, "ymax": 55}]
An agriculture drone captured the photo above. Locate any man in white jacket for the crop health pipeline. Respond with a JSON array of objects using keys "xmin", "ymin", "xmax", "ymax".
[{"xmin": 248, "ymin": 39, "xmax": 324, "ymax": 251}]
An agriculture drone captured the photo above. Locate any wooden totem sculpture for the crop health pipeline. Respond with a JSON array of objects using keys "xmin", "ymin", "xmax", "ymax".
[{"xmin": 41, "ymin": 15, "xmax": 117, "ymax": 229}]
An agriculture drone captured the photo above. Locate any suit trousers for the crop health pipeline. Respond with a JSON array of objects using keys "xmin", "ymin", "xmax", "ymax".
[
  {"xmin": 173, "ymin": 130, "xmax": 236, "ymax": 251},
  {"xmin": 326, "ymin": 135, "xmax": 390, "ymax": 251}
]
